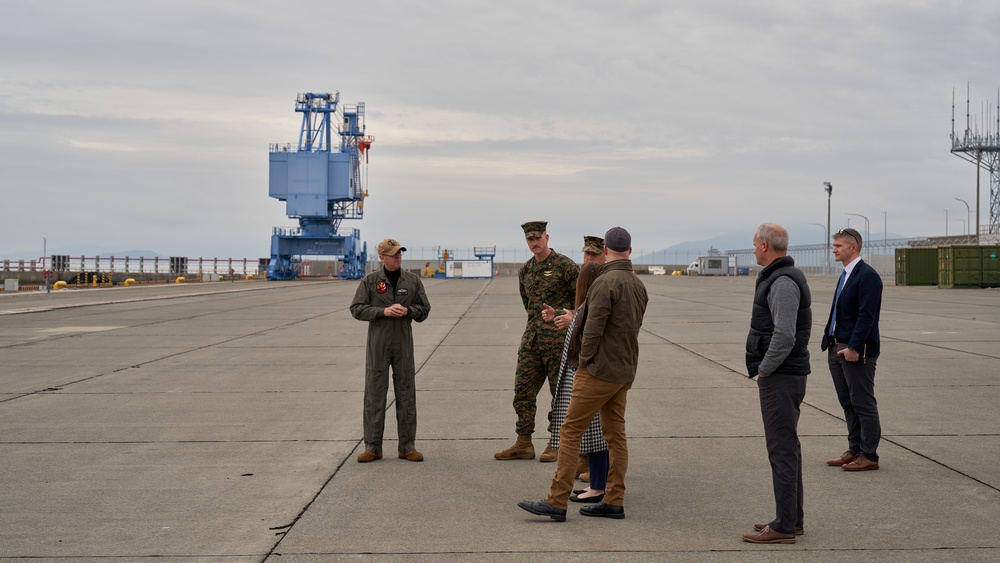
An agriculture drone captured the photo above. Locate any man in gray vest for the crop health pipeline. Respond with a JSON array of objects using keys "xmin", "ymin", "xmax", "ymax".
[{"xmin": 742, "ymin": 223, "xmax": 812, "ymax": 544}]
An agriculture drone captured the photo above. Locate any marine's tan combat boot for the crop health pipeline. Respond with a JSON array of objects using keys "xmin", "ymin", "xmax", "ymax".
[
  {"xmin": 575, "ymin": 454, "xmax": 588, "ymax": 478},
  {"xmin": 539, "ymin": 442, "xmax": 558, "ymax": 462},
  {"xmin": 494, "ymin": 435, "xmax": 535, "ymax": 460}
]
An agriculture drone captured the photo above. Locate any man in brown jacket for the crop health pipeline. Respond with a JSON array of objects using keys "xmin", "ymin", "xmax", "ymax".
[{"xmin": 519, "ymin": 226, "xmax": 648, "ymax": 521}]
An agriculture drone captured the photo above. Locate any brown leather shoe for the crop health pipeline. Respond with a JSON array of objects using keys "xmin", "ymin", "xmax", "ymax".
[
  {"xmin": 826, "ymin": 451, "xmax": 857, "ymax": 467},
  {"xmin": 754, "ymin": 523, "xmax": 804, "ymax": 536},
  {"xmin": 398, "ymin": 449, "xmax": 424, "ymax": 462},
  {"xmin": 742, "ymin": 525, "xmax": 796, "ymax": 544},
  {"xmin": 357, "ymin": 450, "xmax": 382, "ymax": 463},
  {"xmin": 842, "ymin": 454, "xmax": 878, "ymax": 471}
]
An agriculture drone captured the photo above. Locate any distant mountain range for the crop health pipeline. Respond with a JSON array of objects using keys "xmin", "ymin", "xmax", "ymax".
[{"xmin": 632, "ymin": 228, "xmax": 910, "ymax": 265}]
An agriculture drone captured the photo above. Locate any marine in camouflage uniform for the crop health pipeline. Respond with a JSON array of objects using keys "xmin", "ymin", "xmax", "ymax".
[
  {"xmin": 495, "ymin": 221, "xmax": 578, "ymax": 461},
  {"xmin": 582, "ymin": 235, "xmax": 605, "ymax": 264}
]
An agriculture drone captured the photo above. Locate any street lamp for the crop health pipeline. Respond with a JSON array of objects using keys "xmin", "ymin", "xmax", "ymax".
[
  {"xmin": 44, "ymin": 237, "xmax": 49, "ymax": 294},
  {"xmin": 823, "ymin": 182, "xmax": 833, "ymax": 275},
  {"xmin": 810, "ymin": 222, "xmax": 827, "ymax": 243},
  {"xmin": 810, "ymin": 222, "xmax": 827, "ymax": 276},
  {"xmin": 955, "ymin": 197, "xmax": 971, "ymax": 242},
  {"xmin": 845, "ymin": 212, "xmax": 870, "ymax": 263}
]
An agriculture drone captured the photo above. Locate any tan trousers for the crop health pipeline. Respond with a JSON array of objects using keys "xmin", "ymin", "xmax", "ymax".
[{"xmin": 545, "ymin": 365, "xmax": 631, "ymax": 510}]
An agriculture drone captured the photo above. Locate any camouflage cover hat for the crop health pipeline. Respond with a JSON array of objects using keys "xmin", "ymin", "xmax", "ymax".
[
  {"xmin": 376, "ymin": 238, "xmax": 406, "ymax": 256},
  {"xmin": 582, "ymin": 235, "xmax": 604, "ymax": 254},
  {"xmin": 521, "ymin": 221, "xmax": 547, "ymax": 239}
]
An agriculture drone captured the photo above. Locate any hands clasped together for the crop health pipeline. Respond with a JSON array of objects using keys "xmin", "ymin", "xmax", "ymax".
[{"xmin": 542, "ymin": 303, "xmax": 574, "ymax": 330}]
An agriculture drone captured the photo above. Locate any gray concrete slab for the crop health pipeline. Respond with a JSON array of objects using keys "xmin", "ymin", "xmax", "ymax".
[{"xmin": 1, "ymin": 275, "xmax": 998, "ymax": 561}]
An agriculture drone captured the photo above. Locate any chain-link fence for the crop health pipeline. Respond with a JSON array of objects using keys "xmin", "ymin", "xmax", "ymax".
[
  {"xmin": 726, "ymin": 235, "xmax": 994, "ymax": 278},
  {"xmin": 5, "ymin": 235, "xmax": 996, "ymax": 280}
]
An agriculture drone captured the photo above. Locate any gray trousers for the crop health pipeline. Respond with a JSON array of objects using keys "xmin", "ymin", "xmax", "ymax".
[
  {"xmin": 828, "ymin": 348, "xmax": 880, "ymax": 461},
  {"xmin": 363, "ymin": 341, "xmax": 417, "ymax": 454},
  {"xmin": 757, "ymin": 374, "xmax": 806, "ymax": 535}
]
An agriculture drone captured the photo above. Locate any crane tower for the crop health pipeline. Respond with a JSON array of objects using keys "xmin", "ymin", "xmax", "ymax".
[
  {"xmin": 951, "ymin": 85, "xmax": 1000, "ymax": 237},
  {"xmin": 266, "ymin": 92, "xmax": 373, "ymax": 280}
]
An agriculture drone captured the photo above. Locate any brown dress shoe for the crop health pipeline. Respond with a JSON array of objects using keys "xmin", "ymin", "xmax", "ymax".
[
  {"xmin": 357, "ymin": 450, "xmax": 382, "ymax": 463},
  {"xmin": 742, "ymin": 525, "xmax": 796, "ymax": 544},
  {"xmin": 754, "ymin": 523, "xmax": 804, "ymax": 535},
  {"xmin": 398, "ymin": 449, "xmax": 424, "ymax": 462},
  {"xmin": 842, "ymin": 454, "xmax": 878, "ymax": 471},
  {"xmin": 826, "ymin": 451, "xmax": 857, "ymax": 466}
]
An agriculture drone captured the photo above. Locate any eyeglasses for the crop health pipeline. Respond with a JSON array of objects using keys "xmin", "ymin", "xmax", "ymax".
[{"xmin": 834, "ymin": 229, "xmax": 861, "ymax": 245}]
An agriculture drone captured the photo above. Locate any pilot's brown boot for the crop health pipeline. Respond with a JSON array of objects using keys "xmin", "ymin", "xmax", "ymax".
[{"xmin": 494, "ymin": 435, "xmax": 535, "ymax": 460}]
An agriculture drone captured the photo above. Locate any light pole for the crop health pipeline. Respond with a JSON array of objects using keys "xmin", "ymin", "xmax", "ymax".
[
  {"xmin": 823, "ymin": 182, "xmax": 833, "ymax": 275},
  {"xmin": 955, "ymin": 197, "xmax": 971, "ymax": 242},
  {"xmin": 810, "ymin": 222, "xmax": 827, "ymax": 243},
  {"xmin": 44, "ymin": 237, "xmax": 49, "ymax": 294},
  {"xmin": 845, "ymin": 212, "xmax": 870, "ymax": 262},
  {"xmin": 945, "ymin": 209, "xmax": 948, "ymax": 236},
  {"xmin": 810, "ymin": 222, "xmax": 827, "ymax": 276}
]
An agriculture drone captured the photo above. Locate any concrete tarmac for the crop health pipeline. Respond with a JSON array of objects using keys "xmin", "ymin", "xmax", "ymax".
[{"xmin": 1, "ymin": 275, "xmax": 998, "ymax": 562}]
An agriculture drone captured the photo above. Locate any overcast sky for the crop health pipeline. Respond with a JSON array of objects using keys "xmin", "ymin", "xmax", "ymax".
[{"xmin": 1, "ymin": 0, "xmax": 998, "ymax": 260}]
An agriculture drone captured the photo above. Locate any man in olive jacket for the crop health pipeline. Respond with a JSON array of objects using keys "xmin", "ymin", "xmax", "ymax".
[
  {"xmin": 519, "ymin": 226, "xmax": 648, "ymax": 522},
  {"xmin": 350, "ymin": 238, "xmax": 431, "ymax": 463}
]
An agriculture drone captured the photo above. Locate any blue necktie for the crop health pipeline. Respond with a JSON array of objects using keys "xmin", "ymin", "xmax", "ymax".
[{"xmin": 830, "ymin": 269, "xmax": 846, "ymax": 335}]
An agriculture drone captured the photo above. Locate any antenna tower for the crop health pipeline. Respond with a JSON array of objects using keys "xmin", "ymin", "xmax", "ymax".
[{"xmin": 951, "ymin": 84, "xmax": 1000, "ymax": 238}]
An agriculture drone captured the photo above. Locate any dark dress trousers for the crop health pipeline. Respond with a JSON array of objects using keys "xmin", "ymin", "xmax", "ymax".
[
  {"xmin": 746, "ymin": 256, "xmax": 811, "ymax": 536},
  {"xmin": 821, "ymin": 259, "xmax": 883, "ymax": 461}
]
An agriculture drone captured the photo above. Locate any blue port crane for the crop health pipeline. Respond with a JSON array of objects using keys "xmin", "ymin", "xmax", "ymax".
[{"xmin": 266, "ymin": 92, "xmax": 373, "ymax": 280}]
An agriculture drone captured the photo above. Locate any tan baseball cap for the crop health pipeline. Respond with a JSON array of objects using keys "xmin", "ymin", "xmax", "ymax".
[{"xmin": 376, "ymin": 238, "xmax": 406, "ymax": 256}]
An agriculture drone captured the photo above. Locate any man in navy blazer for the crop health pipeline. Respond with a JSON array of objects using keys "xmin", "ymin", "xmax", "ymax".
[{"xmin": 821, "ymin": 227, "xmax": 883, "ymax": 471}]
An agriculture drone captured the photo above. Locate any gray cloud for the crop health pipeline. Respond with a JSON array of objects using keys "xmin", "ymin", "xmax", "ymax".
[{"xmin": 1, "ymin": 1, "xmax": 997, "ymax": 259}]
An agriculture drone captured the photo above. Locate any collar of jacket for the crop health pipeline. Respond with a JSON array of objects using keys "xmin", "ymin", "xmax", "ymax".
[
  {"xmin": 599, "ymin": 259, "xmax": 633, "ymax": 274},
  {"xmin": 758, "ymin": 255, "xmax": 795, "ymax": 280}
]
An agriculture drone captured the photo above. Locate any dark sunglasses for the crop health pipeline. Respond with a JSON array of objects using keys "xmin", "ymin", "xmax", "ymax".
[{"xmin": 834, "ymin": 229, "xmax": 861, "ymax": 245}]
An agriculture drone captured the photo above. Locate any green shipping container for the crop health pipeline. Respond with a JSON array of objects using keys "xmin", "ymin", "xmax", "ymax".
[
  {"xmin": 984, "ymin": 247, "xmax": 1000, "ymax": 287},
  {"xmin": 895, "ymin": 247, "xmax": 938, "ymax": 286},
  {"xmin": 938, "ymin": 245, "xmax": 1000, "ymax": 288}
]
